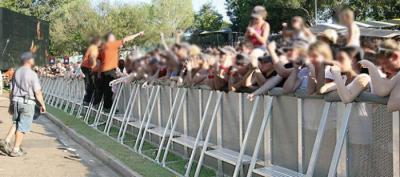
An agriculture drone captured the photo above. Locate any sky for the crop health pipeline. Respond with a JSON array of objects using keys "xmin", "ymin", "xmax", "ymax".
[{"xmin": 92, "ymin": 0, "xmax": 229, "ymax": 21}]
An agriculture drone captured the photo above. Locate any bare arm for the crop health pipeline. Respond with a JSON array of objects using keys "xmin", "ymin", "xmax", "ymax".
[
  {"xmin": 248, "ymin": 75, "xmax": 283, "ymax": 101},
  {"xmin": 253, "ymin": 69, "xmax": 267, "ymax": 86},
  {"xmin": 35, "ymin": 90, "xmax": 46, "ymax": 112},
  {"xmin": 252, "ymin": 23, "xmax": 270, "ymax": 45},
  {"xmin": 387, "ymin": 81, "xmax": 400, "ymax": 112},
  {"xmin": 267, "ymin": 42, "xmax": 294, "ymax": 78},
  {"xmin": 283, "ymin": 69, "xmax": 301, "ymax": 94},
  {"xmin": 160, "ymin": 33, "xmax": 169, "ymax": 50},
  {"xmin": 320, "ymin": 82, "xmax": 337, "ymax": 94},
  {"xmin": 123, "ymin": 31, "xmax": 144, "ymax": 43},
  {"xmin": 360, "ymin": 60, "xmax": 398, "ymax": 96},
  {"xmin": 89, "ymin": 48, "xmax": 99, "ymax": 69},
  {"xmin": 332, "ymin": 67, "xmax": 370, "ymax": 103}
]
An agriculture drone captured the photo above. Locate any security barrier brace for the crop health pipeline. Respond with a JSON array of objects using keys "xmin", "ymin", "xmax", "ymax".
[{"xmin": 40, "ymin": 76, "xmax": 400, "ymax": 177}]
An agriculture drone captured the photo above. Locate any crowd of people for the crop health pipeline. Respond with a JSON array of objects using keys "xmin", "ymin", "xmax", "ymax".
[{"xmin": 39, "ymin": 7, "xmax": 400, "ymax": 112}]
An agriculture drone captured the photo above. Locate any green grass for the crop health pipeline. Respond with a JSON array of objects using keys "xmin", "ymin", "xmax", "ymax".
[
  {"xmin": 47, "ymin": 105, "xmax": 216, "ymax": 177},
  {"xmin": 47, "ymin": 105, "xmax": 176, "ymax": 177}
]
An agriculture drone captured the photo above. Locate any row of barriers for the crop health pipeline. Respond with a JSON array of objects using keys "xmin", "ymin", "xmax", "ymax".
[{"xmin": 40, "ymin": 76, "xmax": 399, "ymax": 177}]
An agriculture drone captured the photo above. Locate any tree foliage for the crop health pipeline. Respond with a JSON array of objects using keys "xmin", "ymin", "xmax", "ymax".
[
  {"xmin": 1, "ymin": 0, "xmax": 194, "ymax": 56},
  {"xmin": 193, "ymin": 2, "xmax": 224, "ymax": 32}
]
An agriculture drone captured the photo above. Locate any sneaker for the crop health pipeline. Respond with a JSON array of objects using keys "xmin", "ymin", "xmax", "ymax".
[
  {"xmin": 0, "ymin": 140, "xmax": 11, "ymax": 155},
  {"xmin": 9, "ymin": 149, "xmax": 26, "ymax": 157}
]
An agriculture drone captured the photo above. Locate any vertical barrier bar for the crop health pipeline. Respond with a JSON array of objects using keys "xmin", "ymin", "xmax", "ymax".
[
  {"xmin": 246, "ymin": 96, "xmax": 273, "ymax": 177},
  {"xmin": 117, "ymin": 84, "xmax": 139, "ymax": 141},
  {"xmin": 393, "ymin": 111, "xmax": 399, "ymax": 177},
  {"xmin": 138, "ymin": 86, "xmax": 161, "ymax": 153},
  {"xmin": 328, "ymin": 103, "xmax": 353, "ymax": 177},
  {"xmin": 155, "ymin": 88, "xmax": 183, "ymax": 162},
  {"xmin": 160, "ymin": 90, "xmax": 187, "ymax": 164},
  {"xmin": 305, "ymin": 102, "xmax": 332, "ymax": 177},
  {"xmin": 134, "ymin": 86, "xmax": 159, "ymax": 151},
  {"xmin": 194, "ymin": 93, "xmax": 223, "ymax": 177},
  {"xmin": 183, "ymin": 92, "xmax": 215, "ymax": 177},
  {"xmin": 104, "ymin": 83, "xmax": 123, "ymax": 134},
  {"xmin": 297, "ymin": 98, "xmax": 304, "ymax": 173},
  {"xmin": 232, "ymin": 96, "xmax": 260, "ymax": 177}
]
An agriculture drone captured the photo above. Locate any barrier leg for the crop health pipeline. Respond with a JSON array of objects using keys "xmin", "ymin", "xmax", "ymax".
[
  {"xmin": 104, "ymin": 83, "xmax": 123, "ymax": 134},
  {"xmin": 193, "ymin": 93, "xmax": 223, "ymax": 177},
  {"xmin": 246, "ymin": 96, "xmax": 273, "ymax": 177},
  {"xmin": 159, "ymin": 89, "xmax": 187, "ymax": 164},
  {"xmin": 133, "ymin": 86, "xmax": 158, "ymax": 151},
  {"xmin": 393, "ymin": 111, "xmax": 399, "ymax": 177},
  {"xmin": 183, "ymin": 92, "xmax": 215, "ymax": 176},
  {"xmin": 117, "ymin": 85, "xmax": 139, "ymax": 141},
  {"xmin": 232, "ymin": 96, "xmax": 261, "ymax": 177},
  {"xmin": 305, "ymin": 102, "xmax": 332, "ymax": 177},
  {"xmin": 328, "ymin": 103, "xmax": 353, "ymax": 177},
  {"xmin": 155, "ymin": 88, "xmax": 183, "ymax": 162},
  {"xmin": 138, "ymin": 86, "xmax": 162, "ymax": 153}
]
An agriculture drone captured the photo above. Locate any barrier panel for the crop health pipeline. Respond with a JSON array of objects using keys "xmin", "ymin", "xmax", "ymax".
[{"xmin": 40, "ymin": 76, "xmax": 399, "ymax": 177}]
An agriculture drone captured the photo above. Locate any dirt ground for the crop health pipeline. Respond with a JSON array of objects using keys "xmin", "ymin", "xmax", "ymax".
[{"xmin": 0, "ymin": 96, "xmax": 121, "ymax": 177}]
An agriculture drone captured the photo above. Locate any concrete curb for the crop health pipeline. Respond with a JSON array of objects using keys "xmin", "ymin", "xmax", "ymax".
[{"xmin": 44, "ymin": 112, "xmax": 143, "ymax": 177}]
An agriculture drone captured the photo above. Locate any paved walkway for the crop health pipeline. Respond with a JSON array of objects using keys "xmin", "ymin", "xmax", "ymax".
[{"xmin": 0, "ymin": 96, "xmax": 121, "ymax": 177}]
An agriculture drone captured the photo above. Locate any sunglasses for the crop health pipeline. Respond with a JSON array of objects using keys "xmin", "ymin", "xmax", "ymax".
[{"xmin": 377, "ymin": 47, "xmax": 394, "ymax": 58}]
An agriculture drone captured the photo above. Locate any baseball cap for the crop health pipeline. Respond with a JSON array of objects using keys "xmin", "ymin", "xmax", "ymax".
[
  {"xmin": 251, "ymin": 6, "xmax": 267, "ymax": 19},
  {"xmin": 20, "ymin": 52, "xmax": 34, "ymax": 62}
]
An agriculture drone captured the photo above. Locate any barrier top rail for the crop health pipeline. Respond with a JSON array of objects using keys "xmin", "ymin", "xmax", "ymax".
[{"xmin": 40, "ymin": 75, "xmax": 390, "ymax": 106}]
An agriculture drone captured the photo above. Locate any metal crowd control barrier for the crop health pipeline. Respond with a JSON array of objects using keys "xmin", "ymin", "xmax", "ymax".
[{"xmin": 41, "ymin": 76, "xmax": 400, "ymax": 177}]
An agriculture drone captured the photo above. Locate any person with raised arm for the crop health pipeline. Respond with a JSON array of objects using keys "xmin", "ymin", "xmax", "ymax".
[
  {"xmin": 320, "ymin": 47, "xmax": 370, "ymax": 103},
  {"xmin": 340, "ymin": 8, "xmax": 361, "ymax": 47},
  {"xmin": 97, "ymin": 31, "xmax": 144, "ymax": 112},
  {"xmin": 306, "ymin": 41, "xmax": 338, "ymax": 95},
  {"xmin": 359, "ymin": 39, "xmax": 400, "ymax": 111}
]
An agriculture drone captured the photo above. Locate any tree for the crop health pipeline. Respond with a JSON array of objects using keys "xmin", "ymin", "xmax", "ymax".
[
  {"xmin": 0, "ymin": 0, "xmax": 70, "ymax": 21},
  {"xmin": 151, "ymin": 0, "xmax": 194, "ymax": 36},
  {"xmin": 193, "ymin": 2, "xmax": 224, "ymax": 32}
]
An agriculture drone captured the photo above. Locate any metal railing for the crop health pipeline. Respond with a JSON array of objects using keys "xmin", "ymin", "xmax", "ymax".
[{"xmin": 40, "ymin": 76, "xmax": 399, "ymax": 177}]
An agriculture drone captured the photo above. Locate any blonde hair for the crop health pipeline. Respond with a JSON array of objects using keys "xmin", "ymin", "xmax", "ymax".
[{"xmin": 309, "ymin": 41, "xmax": 334, "ymax": 62}]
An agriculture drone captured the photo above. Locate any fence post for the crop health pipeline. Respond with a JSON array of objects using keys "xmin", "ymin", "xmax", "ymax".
[{"xmin": 393, "ymin": 111, "xmax": 399, "ymax": 177}]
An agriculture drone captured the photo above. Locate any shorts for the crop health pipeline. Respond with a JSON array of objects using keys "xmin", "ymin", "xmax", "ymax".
[{"xmin": 12, "ymin": 101, "xmax": 35, "ymax": 133}]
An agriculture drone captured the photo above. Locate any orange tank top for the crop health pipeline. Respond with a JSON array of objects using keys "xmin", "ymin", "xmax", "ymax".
[{"xmin": 81, "ymin": 46, "xmax": 98, "ymax": 69}]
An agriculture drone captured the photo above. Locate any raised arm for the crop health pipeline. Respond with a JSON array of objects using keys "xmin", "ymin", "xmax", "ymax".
[
  {"xmin": 282, "ymin": 69, "xmax": 301, "ymax": 94},
  {"xmin": 160, "ymin": 32, "xmax": 169, "ymax": 50},
  {"xmin": 267, "ymin": 42, "xmax": 294, "ymax": 78},
  {"xmin": 331, "ymin": 66, "xmax": 370, "ymax": 103},
  {"xmin": 123, "ymin": 31, "xmax": 144, "ymax": 43},
  {"xmin": 247, "ymin": 75, "xmax": 283, "ymax": 101},
  {"xmin": 359, "ymin": 60, "xmax": 398, "ymax": 97}
]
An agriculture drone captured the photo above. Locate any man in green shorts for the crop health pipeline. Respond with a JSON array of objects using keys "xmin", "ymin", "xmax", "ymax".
[{"xmin": 0, "ymin": 52, "xmax": 46, "ymax": 157}]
